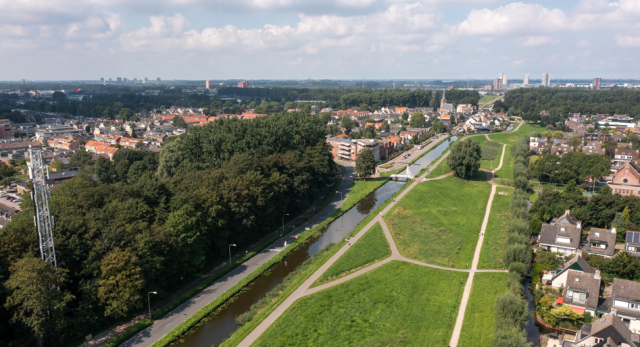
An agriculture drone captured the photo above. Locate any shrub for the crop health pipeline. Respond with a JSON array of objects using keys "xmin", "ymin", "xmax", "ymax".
[
  {"xmin": 514, "ymin": 176, "xmax": 529, "ymax": 191},
  {"xmin": 503, "ymin": 244, "xmax": 532, "ymax": 268},
  {"xmin": 495, "ymin": 292, "xmax": 529, "ymax": 330},
  {"xmin": 506, "ymin": 233, "xmax": 530, "ymax": 246},
  {"xmin": 494, "ymin": 326, "xmax": 532, "ymax": 347},
  {"xmin": 508, "ymin": 262, "xmax": 527, "ymax": 277}
]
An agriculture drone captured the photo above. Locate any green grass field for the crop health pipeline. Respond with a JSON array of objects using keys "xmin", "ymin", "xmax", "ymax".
[
  {"xmin": 478, "ymin": 188, "xmax": 511, "ymax": 269},
  {"xmin": 488, "ymin": 124, "xmax": 543, "ymax": 146},
  {"xmin": 429, "ymin": 158, "xmax": 453, "ymax": 178},
  {"xmin": 458, "ymin": 273, "xmax": 509, "ymax": 347},
  {"xmin": 253, "ymin": 261, "xmax": 468, "ymax": 347},
  {"xmin": 493, "ymin": 145, "xmax": 513, "ymax": 179},
  {"xmin": 481, "ymin": 142, "xmax": 503, "ymax": 171},
  {"xmin": 343, "ymin": 178, "xmax": 389, "ymax": 207},
  {"xmin": 479, "ymin": 94, "xmax": 498, "ymax": 104},
  {"xmin": 385, "ymin": 176, "xmax": 492, "ymax": 269},
  {"xmin": 313, "ymin": 222, "xmax": 391, "ymax": 286}
]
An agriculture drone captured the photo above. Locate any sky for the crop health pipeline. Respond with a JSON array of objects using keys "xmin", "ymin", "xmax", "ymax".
[{"xmin": 2, "ymin": 0, "xmax": 640, "ymax": 81}]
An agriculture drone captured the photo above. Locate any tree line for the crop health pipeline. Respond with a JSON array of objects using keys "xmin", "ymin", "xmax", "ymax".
[
  {"xmin": 504, "ymin": 89, "xmax": 640, "ymax": 118},
  {"xmin": 0, "ymin": 112, "xmax": 335, "ymax": 346}
]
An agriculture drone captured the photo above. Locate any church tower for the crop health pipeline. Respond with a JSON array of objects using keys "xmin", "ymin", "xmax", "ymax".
[{"xmin": 440, "ymin": 90, "xmax": 446, "ymax": 109}]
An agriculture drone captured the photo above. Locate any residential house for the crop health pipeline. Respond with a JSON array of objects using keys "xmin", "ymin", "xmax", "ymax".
[
  {"xmin": 546, "ymin": 255, "xmax": 595, "ymax": 289},
  {"xmin": 626, "ymin": 231, "xmax": 640, "ymax": 257},
  {"xmin": 354, "ymin": 139, "xmax": 380, "ymax": 161},
  {"xmin": 585, "ymin": 227, "xmax": 617, "ymax": 257},
  {"xmin": 614, "ymin": 149, "xmax": 640, "ymax": 165},
  {"xmin": 558, "ymin": 269, "xmax": 602, "ymax": 315},
  {"xmin": 119, "ymin": 137, "xmax": 146, "ymax": 149},
  {"xmin": 530, "ymin": 137, "xmax": 551, "ymax": 153},
  {"xmin": 327, "ymin": 137, "xmax": 356, "ymax": 162},
  {"xmin": 539, "ymin": 210, "xmax": 583, "ymax": 255},
  {"xmin": 143, "ymin": 131, "xmax": 168, "ymax": 144},
  {"xmin": 610, "ymin": 162, "xmax": 640, "ymax": 196},
  {"xmin": 85, "ymin": 140, "xmax": 119, "ymax": 159},
  {"xmin": 610, "ymin": 278, "xmax": 640, "ymax": 332},
  {"xmin": 563, "ymin": 313, "xmax": 640, "ymax": 346},
  {"xmin": 46, "ymin": 137, "xmax": 79, "ymax": 151},
  {"xmin": 551, "ymin": 145, "xmax": 575, "ymax": 156}
]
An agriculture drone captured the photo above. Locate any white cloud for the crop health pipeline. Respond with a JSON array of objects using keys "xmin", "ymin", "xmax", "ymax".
[
  {"xmin": 518, "ymin": 35, "xmax": 559, "ymax": 47},
  {"xmin": 615, "ymin": 36, "xmax": 640, "ymax": 47},
  {"xmin": 576, "ymin": 39, "xmax": 591, "ymax": 47},
  {"xmin": 456, "ymin": 3, "xmax": 568, "ymax": 36}
]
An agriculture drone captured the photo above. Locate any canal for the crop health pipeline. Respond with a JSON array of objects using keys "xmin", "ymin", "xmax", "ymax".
[{"xmin": 174, "ymin": 136, "xmax": 457, "ymax": 347}]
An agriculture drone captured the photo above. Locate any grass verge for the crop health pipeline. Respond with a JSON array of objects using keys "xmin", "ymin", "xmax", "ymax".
[
  {"xmin": 488, "ymin": 124, "xmax": 543, "ymax": 146},
  {"xmin": 343, "ymin": 178, "xmax": 389, "ymax": 207},
  {"xmin": 458, "ymin": 273, "xmax": 509, "ymax": 347},
  {"xmin": 103, "ymin": 320, "xmax": 152, "ymax": 347},
  {"xmin": 252, "ymin": 261, "xmax": 468, "ymax": 347},
  {"xmin": 384, "ymin": 176, "xmax": 492, "ymax": 269},
  {"xmin": 311, "ymin": 222, "xmax": 391, "ymax": 287},
  {"xmin": 478, "ymin": 188, "xmax": 511, "ymax": 269},
  {"xmin": 219, "ymin": 180, "xmax": 414, "ymax": 347}
]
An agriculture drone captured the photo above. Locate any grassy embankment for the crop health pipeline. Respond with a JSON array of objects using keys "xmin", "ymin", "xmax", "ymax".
[
  {"xmin": 457, "ymin": 273, "xmax": 509, "ymax": 347},
  {"xmin": 218, "ymin": 180, "xmax": 415, "ymax": 347},
  {"xmin": 380, "ymin": 136, "xmax": 448, "ymax": 177},
  {"xmin": 385, "ymin": 176, "xmax": 492, "ymax": 269},
  {"xmin": 252, "ymin": 261, "xmax": 467, "ymax": 347},
  {"xmin": 312, "ymin": 222, "xmax": 391, "ymax": 287},
  {"xmin": 342, "ymin": 178, "xmax": 389, "ymax": 207},
  {"xmin": 478, "ymin": 94, "xmax": 498, "ymax": 104},
  {"xmin": 478, "ymin": 187, "xmax": 511, "ymax": 269}
]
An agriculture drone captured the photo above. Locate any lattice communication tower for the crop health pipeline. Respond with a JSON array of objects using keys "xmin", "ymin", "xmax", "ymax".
[{"xmin": 28, "ymin": 148, "xmax": 57, "ymax": 267}]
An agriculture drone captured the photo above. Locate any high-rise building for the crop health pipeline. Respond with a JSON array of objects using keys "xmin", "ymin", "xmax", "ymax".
[
  {"xmin": 500, "ymin": 73, "xmax": 508, "ymax": 87},
  {"xmin": 133, "ymin": 78, "xmax": 137, "ymax": 84},
  {"xmin": 493, "ymin": 78, "xmax": 502, "ymax": 91},
  {"xmin": 100, "ymin": 77, "xmax": 104, "ymax": 84},
  {"xmin": 524, "ymin": 73, "xmax": 530, "ymax": 85},
  {"xmin": 206, "ymin": 80, "xmax": 213, "ymax": 89},
  {"xmin": 123, "ymin": 78, "xmax": 128, "ymax": 83},
  {"xmin": 116, "ymin": 77, "xmax": 122, "ymax": 84},
  {"xmin": 143, "ymin": 77, "xmax": 148, "ymax": 83},
  {"xmin": 594, "ymin": 78, "xmax": 601, "ymax": 90},
  {"xmin": 157, "ymin": 78, "xmax": 161, "ymax": 83},
  {"xmin": 542, "ymin": 73, "xmax": 550, "ymax": 87},
  {"xmin": 108, "ymin": 78, "xmax": 112, "ymax": 83},
  {"xmin": 238, "ymin": 81, "xmax": 249, "ymax": 88}
]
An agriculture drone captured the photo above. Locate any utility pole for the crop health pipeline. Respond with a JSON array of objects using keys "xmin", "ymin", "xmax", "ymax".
[{"xmin": 28, "ymin": 148, "xmax": 57, "ymax": 267}]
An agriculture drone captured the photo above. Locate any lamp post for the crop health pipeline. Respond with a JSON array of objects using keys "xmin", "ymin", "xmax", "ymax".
[
  {"xmin": 148, "ymin": 291, "xmax": 157, "ymax": 318},
  {"xmin": 282, "ymin": 214, "xmax": 289, "ymax": 233},
  {"xmin": 228, "ymin": 244, "xmax": 236, "ymax": 265}
]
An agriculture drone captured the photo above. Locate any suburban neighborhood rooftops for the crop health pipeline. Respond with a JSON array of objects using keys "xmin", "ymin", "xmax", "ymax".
[
  {"xmin": 585, "ymin": 227, "xmax": 617, "ymax": 257},
  {"xmin": 564, "ymin": 270, "xmax": 601, "ymax": 310},
  {"xmin": 556, "ymin": 255, "xmax": 595, "ymax": 274}
]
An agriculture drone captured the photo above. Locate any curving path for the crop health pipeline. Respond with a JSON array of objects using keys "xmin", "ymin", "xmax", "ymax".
[{"xmin": 236, "ymin": 123, "xmax": 525, "ymax": 347}]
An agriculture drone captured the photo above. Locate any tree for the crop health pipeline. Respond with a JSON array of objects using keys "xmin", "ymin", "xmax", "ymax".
[
  {"xmin": 341, "ymin": 117, "xmax": 354, "ymax": 134},
  {"xmin": 173, "ymin": 116, "xmax": 188, "ymax": 128},
  {"xmin": 131, "ymin": 128, "xmax": 137, "ymax": 138},
  {"xmin": 355, "ymin": 148, "xmax": 376, "ymax": 179},
  {"xmin": 50, "ymin": 158, "xmax": 66, "ymax": 172},
  {"xmin": 494, "ymin": 326, "xmax": 533, "ymax": 347},
  {"xmin": 95, "ymin": 156, "xmax": 114, "ymax": 184},
  {"xmin": 447, "ymin": 140, "xmax": 481, "ymax": 180},
  {"xmin": 97, "ymin": 248, "xmax": 145, "ymax": 318},
  {"xmin": 5, "ymin": 255, "xmax": 74, "ymax": 347},
  {"xmin": 433, "ymin": 120, "xmax": 446, "ymax": 133},
  {"xmin": 359, "ymin": 103, "xmax": 369, "ymax": 111},
  {"xmin": 410, "ymin": 112, "xmax": 425, "ymax": 128},
  {"xmin": 70, "ymin": 148, "xmax": 94, "ymax": 167},
  {"xmin": 495, "ymin": 292, "xmax": 529, "ymax": 329},
  {"xmin": 401, "ymin": 112, "xmax": 409, "ymax": 122},
  {"xmin": 568, "ymin": 134, "xmax": 581, "ymax": 149},
  {"xmin": 85, "ymin": 124, "xmax": 91, "ymax": 133},
  {"xmin": 607, "ymin": 251, "xmax": 640, "ymax": 280},
  {"xmin": 119, "ymin": 108, "xmax": 136, "ymax": 121},
  {"xmin": 553, "ymin": 131, "xmax": 565, "ymax": 140},
  {"xmin": 327, "ymin": 124, "xmax": 340, "ymax": 136}
]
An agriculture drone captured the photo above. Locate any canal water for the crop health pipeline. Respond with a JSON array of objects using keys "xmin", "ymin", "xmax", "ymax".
[
  {"xmin": 174, "ymin": 137, "xmax": 458, "ymax": 347},
  {"xmin": 525, "ymin": 279, "xmax": 555, "ymax": 345}
]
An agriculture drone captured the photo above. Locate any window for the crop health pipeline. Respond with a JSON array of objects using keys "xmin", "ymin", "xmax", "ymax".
[
  {"xmin": 594, "ymin": 232, "xmax": 600, "ymax": 237},
  {"xmin": 561, "ymin": 227, "xmax": 566, "ymax": 232},
  {"xmin": 631, "ymin": 303, "xmax": 640, "ymax": 310},
  {"xmin": 624, "ymin": 178, "xmax": 629, "ymax": 183},
  {"xmin": 629, "ymin": 246, "xmax": 638, "ymax": 252}
]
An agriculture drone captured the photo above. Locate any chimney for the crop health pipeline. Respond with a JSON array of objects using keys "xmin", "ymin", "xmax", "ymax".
[
  {"xmin": 565, "ymin": 210, "xmax": 571, "ymax": 215},
  {"xmin": 612, "ymin": 226, "xmax": 617, "ymax": 234},
  {"xmin": 577, "ymin": 221, "xmax": 582, "ymax": 230},
  {"xmin": 595, "ymin": 269, "xmax": 601, "ymax": 280}
]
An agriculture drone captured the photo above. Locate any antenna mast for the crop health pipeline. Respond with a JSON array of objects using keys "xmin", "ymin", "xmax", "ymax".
[{"xmin": 28, "ymin": 148, "xmax": 57, "ymax": 267}]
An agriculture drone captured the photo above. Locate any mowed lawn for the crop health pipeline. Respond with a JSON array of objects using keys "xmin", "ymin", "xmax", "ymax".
[
  {"xmin": 488, "ymin": 124, "xmax": 543, "ymax": 145},
  {"xmin": 313, "ymin": 222, "xmax": 391, "ymax": 286},
  {"xmin": 478, "ymin": 188, "xmax": 511, "ymax": 269},
  {"xmin": 385, "ymin": 176, "xmax": 492, "ymax": 269},
  {"xmin": 253, "ymin": 261, "xmax": 468, "ymax": 347},
  {"xmin": 493, "ymin": 145, "xmax": 513, "ymax": 180},
  {"xmin": 458, "ymin": 273, "xmax": 509, "ymax": 347}
]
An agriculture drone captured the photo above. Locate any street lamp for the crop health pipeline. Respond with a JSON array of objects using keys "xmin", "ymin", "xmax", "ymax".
[
  {"xmin": 336, "ymin": 191, "xmax": 343, "ymax": 200},
  {"xmin": 228, "ymin": 244, "xmax": 236, "ymax": 265},
  {"xmin": 148, "ymin": 291, "xmax": 157, "ymax": 318},
  {"xmin": 282, "ymin": 214, "xmax": 289, "ymax": 233}
]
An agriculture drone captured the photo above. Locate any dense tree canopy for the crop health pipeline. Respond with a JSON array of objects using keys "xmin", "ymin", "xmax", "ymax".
[
  {"xmin": 0, "ymin": 112, "xmax": 335, "ymax": 345},
  {"xmin": 446, "ymin": 139, "xmax": 481, "ymax": 180}
]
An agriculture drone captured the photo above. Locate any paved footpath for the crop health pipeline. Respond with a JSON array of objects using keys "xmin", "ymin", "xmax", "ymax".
[
  {"xmin": 237, "ymin": 132, "xmax": 510, "ymax": 347},
  {"xmin": 122, "ymin": 166, "xmax": 357, "ymax": 347}
]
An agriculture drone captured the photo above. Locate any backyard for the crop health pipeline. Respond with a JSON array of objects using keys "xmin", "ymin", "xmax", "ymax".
[
  {"xmin": 384, "ymin": 176, "xmax": 492, "ymax": 269},
  {"xmin": 457, "ymin": 273, "xmax": 509, "ymax": 347},
  {"xmin": 313, "ymin": 222, "xmax": 391, "ymax": 286},
  {"xmin": 478, "ymin": 188, "xmax": 511, "ymax": 269},
  {"xmin": 252, "ymin": 261, "xmax": 468, "ymax": 347}
]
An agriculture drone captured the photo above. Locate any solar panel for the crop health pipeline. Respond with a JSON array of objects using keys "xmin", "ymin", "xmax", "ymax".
[{"xmin": 627, "ymin": 231, "xmax": 640, "ymax": 243}]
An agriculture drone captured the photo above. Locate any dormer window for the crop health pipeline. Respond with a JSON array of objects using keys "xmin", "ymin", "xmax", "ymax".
[
  {"xmin": 595, "ymin": 232, "xmax": 600, "ymax": 237},
  {"xmin": 557, "ymin": 236, "xmax": 571, "ymax": 244},
  {"xmin": 561, "ymin": 227, "xmax": 566, "ymax": 232}
]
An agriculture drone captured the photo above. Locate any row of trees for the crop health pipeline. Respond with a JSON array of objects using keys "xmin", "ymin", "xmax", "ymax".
[
  {"xmin": 504, "ymin": 89, "xmax": 640, "ymax": 118},
  {"xmin": 0, "ymin": 112, "xmax": 335, "ymax": 346},
  {"xmin": 494, "ymin": 136, "xmax": 534, "ymax": 347},
  {"xmin": 528, "ymin": 151, "xmax": 611, "ymax": 184}
]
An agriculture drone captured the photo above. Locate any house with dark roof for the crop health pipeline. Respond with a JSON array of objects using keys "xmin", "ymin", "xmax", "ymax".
[
  {"xmin": 626, "ymin": 231, "xmax": 640, "ymax": 257},
  {"xmin": 562, "ymin": 313, "xmax": 640, "ymax": 346},
  {"xmin": 547, "ymin": 255, "xmax": 595, "ymax": 288},
  {"xmin": 614, "ymin": 149, "xmax": 640, "ymax": 165},
  {"xmin": 559, "ymin": 270, "xmax": 602, "ymax": 315},
  {"xmin": 539, "ymin": 210, "xmax": 583, "ymax": 255},
  {"xmin": 611, "ymin": 279, "xmax": 640, "ymax": 333},
  {"xmin": 585, "ymin": 227, "xmax": 618, "ymax": 258}
]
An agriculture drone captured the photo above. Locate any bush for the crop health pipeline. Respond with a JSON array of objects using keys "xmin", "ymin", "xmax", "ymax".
[
  {"xmin": 495, "ymin": 292, "xmax": 529, "ymax": 329},
  {"xmin": 514, "ymin": 176, "xmax": 529, "ymax": 191},
  {"xmin": 529, "ymin": 218, "xmax": 543, "ymax": 235},
  {"xmin": 508, "ymin": 262, "xmax": 527, "ymax": 277},
  {"xmin": 503, "ymin": 244, "xmax": 532, "ymax": 268},
  {"xmin": 509, "ymin": 218, "xmax": 530, "ymax": 236},
  {"xmin": 506, "ymin": 233, "xmax": 530, "ymax": 246},
  {"xmin": 494, "ymin": 326, "xmax": 532, "ymax": 347}
]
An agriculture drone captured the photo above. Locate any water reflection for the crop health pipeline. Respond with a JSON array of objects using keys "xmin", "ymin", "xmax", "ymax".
[{"xmin": 356, "ymin": 192, "xmax": 377, "ymax": 214}]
